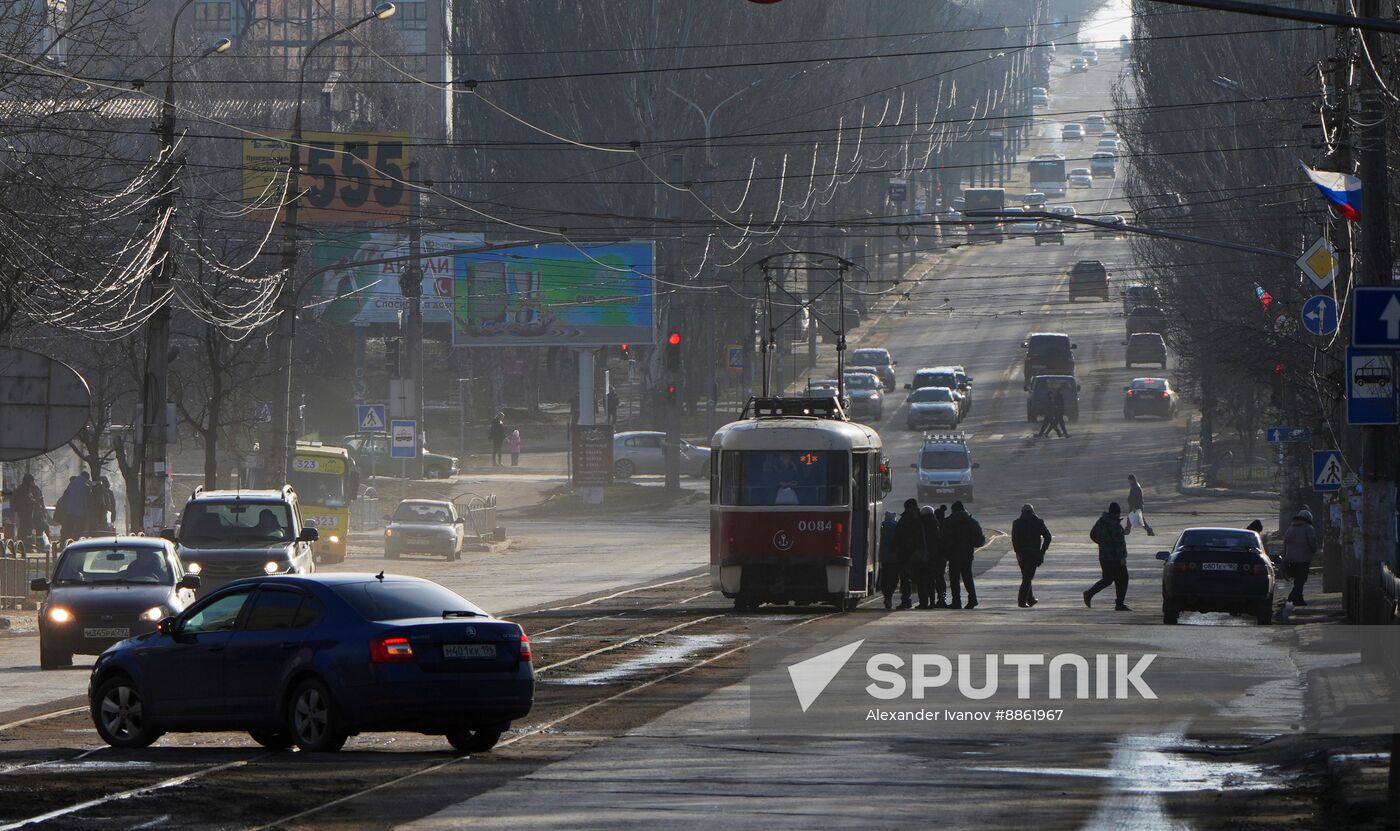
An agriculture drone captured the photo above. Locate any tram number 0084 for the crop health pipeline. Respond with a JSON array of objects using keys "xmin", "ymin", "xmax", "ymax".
[{"xmin": 797, "ymin": 520, "xmax": 833, "ymax": 532}]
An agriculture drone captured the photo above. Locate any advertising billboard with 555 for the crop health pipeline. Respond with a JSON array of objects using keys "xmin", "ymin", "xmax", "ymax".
[
  {"xmin": 451, "ymin": 242, "xmax": 656, "ymax": 348},
  {"xmin": 243, "ymin": 131, "xmax": 409, "ymax": 222}
]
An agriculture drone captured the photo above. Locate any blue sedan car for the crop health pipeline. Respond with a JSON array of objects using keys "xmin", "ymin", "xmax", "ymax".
[{"xmin": 87, "ymin": 573, "xmax": 533, "ymax": 753}]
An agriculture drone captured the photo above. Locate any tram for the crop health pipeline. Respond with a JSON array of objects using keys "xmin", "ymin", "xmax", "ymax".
[{"xmin": 709, "ymin": 396, "xmax": 892, "ymax": 612}]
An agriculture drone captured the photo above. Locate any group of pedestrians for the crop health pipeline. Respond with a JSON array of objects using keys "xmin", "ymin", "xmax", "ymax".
[
  {"xmin": 879, "ymin": 499, "xmax": 986, "ymax": 610},
  {"xmin": 1036, "ymin": 390, "xmax": 1070, "ymax": 438},
  {"xmin": 488, "ymin": 413, "xmax": 523, "ymax": 467},
  {"xmin": 8, "ymin": 470, "xmax": 117, "ymax": 546}
]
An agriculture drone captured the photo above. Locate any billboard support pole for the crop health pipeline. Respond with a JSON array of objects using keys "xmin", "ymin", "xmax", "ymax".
[{"xmin": 403, "ymin": 162, "xmax": 425, "ymax": 479}]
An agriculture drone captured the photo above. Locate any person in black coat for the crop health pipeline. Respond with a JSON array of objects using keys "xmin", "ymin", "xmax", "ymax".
[
  {"xmin": 917, "ymin": 505, "xmax": 944, "ymax": 608},
  {"xmin": 889, "ymin": 498, "xmax": 922, "ymax": 610},
  {"xmin": 1011, "ymin": 503, "xmax": 1052, "ymax": 607},
  {"xmin": 942, "ymin": 501, "xmax": 985, "ymax": 608}
]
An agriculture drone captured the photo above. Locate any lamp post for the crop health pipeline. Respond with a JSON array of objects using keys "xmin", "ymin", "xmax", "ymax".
[
  {"xmin": 267, "ymin": 2, "xmax": 396, "ymax": 485},
  {"xmin": 138, "ymin": 3, "xmax": 230, "ymax": 533}
]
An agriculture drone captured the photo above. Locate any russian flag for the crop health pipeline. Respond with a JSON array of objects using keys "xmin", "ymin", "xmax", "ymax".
[{"xmin": 1301, "ymin": 162, "xmax": 1361, "ymax": 221}]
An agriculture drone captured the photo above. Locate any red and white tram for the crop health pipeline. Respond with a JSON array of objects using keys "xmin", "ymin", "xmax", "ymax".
[{"xmin": 709, "ymin": 397, "xmax": 891, "ymax": 612}]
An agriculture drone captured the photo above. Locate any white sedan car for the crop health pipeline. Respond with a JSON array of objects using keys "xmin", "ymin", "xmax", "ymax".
[
  {"xmin": 1049, "ymin": 205, "xmax": 1078, "ymax": 219},
  {"xmin": 1069, "ymin": 168, "xmax": 1094, "ymax": 188},
  {"xmin": 613, "ymin": 431, "xmax": 711, "ymax": 479}
]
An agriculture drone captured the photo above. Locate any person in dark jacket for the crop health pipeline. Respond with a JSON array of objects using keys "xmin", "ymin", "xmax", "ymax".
[
  {"xmin": 1281, "ymin": 509, "xmax": 1319, "ymax": 605},
  {"xmin": 877, "ymin": 510, "xmax": 908, "ymax": 610},
  {"xmin": 88, "ymin": 475, "xmax": 116, "ymax": 534},
  {"xmin": 11, "ymin": 473, "xmax": 45, "ymax": 545},
  {"xmin": 1246, "ymin": 519, "xmax": 1271, "ymax": 565},
  {"xmin": 942, "ymin": 501, "xmax": 985, "ymax": 608},
  {"xmin": 1084, "ymin": 502, "xmax": 1132, "ymax": 610},
  {"xmin": 489, "ymin": 414, "xmax": 508, "ymax": 466},
  {"xmin": 889, "ymin": 498, "xmax": 923, "ymax": 610},
  {"xmin": 56, "ymin": 472, "xmax": 91, "ymax": 542},
  {"xmin": 1012, "ymin": 503, "xmax": 1052, "ymax": 607},
  {"xmin": 917, "ymin": 505, "xmax": 944, "ymax": 608}
]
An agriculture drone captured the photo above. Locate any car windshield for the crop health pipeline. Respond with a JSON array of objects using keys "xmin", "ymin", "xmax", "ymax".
[
  {"xmin": 334, "ymin": 580, "xmax": 486, "ymax": 621},
  {"xmin": 180, "ymin": 502, "xmax": 293, "ymax": 544},
  {"xmin": 914, "ymin": 373, "xmax": 956, "ymax": 389},
  {"xmin": 719, "ymin": 450, "xmax": 850, "ymax": 507},
  {"xmin": 920, "ymin": 449, "xmax": 969, "ymax": 470},
  {"xmin": 53, "ymin": 547, "xmax": 171, "ymax": 585},
  {"xmin": 851, "ymin": 349, "xmax": 889, "ymax": 367},
  {"xmin": 1176, "ymin": 529, "xmax": 1259, "ymax": 550},
  {"xmin": 393, "ymin": 502, "xmax": 452, "ymax": 523},
  {"xmin": 844, "ymin": 374, "xmax": 878, "ymax": 390},
  {"xmin": 287, "ymin": 468, "xmax": 346, "ymax": 508},
  {"xmin": 910, "ymin": 387, "xmax": 954, "ymax": 403}
]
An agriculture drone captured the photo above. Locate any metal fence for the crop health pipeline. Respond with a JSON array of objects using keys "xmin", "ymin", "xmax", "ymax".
[
  {"xmin": 0, "ymin": 540, "xmax": 56, "ymax": 610},
  {"xmin": 353, "ymin": 490, "xmax": 381, "ymax": 533},
  {"xmin": 460, "ymin": 493, "xmax": 497, "ymax": 544}
]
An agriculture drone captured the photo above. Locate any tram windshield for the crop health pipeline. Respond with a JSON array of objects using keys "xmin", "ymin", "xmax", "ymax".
[{"xmin": 720, "ymin": 450, "xmax": 850, "ymax": 506}]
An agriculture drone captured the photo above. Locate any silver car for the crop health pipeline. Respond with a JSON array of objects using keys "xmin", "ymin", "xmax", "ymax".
[
  {"xmin": 842, "ymin": 371, "xmax": 884, "ymax": 420},
  {"xmin": 385, "ymin": 499, "xmax": 466, "ymax": 561},
  {"xmin": 613, "ymin": 431, "xmax": 711, "ymax": 479}
]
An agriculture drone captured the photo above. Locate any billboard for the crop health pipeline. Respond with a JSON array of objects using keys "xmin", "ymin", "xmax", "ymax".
[
  {"xmin": 307, "ymin": 232, "xmax": 486, "ymax": 326},
  {"xmin": 243, "ymin": 131, "xmax": 410, "ymax": 222},
  {"xmin": 451, "ymin": 242, "xmax": 656, "ymax": 347}
]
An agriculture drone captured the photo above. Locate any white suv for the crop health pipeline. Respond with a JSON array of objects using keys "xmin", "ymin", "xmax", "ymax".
[
  {"xmin": 168, "ymin": 487, "xmax": 317, "ymax": 594},
  {"xmin": 911, "ymin": 433, "xmax": 978, "ymax": 503}
]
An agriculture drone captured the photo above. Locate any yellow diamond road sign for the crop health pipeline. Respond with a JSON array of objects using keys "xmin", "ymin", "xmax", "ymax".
[{"xmin": 1297, "ymin": 237, "xmax": 1339, "ymax": 290}]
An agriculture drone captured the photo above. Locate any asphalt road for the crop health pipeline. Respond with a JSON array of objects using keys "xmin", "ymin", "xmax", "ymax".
[{"xmin": 0, "ymin": 46, "xmax": 1333, "ymax": 831}]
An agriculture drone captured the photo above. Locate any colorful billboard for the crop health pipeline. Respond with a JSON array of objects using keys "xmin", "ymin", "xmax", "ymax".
[
  {"xmin": 307, "ymin": 232, "xmax": 485, "ymax": 326},
  {"xmin": 451, "ymin": 242, "xmax": 656, "ymax": 347}
]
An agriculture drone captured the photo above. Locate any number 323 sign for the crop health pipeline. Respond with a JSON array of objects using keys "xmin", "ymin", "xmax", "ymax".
[{"xmin": 243, "ymin": 131, "xmax": 410, "ymax": 222}]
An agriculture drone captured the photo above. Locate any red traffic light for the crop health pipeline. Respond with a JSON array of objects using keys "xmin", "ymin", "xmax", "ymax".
[
  {"xmin": 667, "ymin": 384, "xmax": 678, "ymax": 394},
  {"xmin": 668, "ymin": 332, "xmax": 682, "ymax": 346}
]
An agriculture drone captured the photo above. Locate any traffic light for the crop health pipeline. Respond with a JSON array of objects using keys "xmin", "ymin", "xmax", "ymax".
[
  {"xmin": 664, "ymin": 383, "xmax": 679, "ymax": 408},
  {"xmin": 664, "ymin": 331, "xmax": 682, "ymax": 372},
  {"xmin": 1270, "ymin": 363, "xmax": 1285, "ymax": 408},
  {"xmin": 620, "ymin": 343, "xmax": 629, "ymax": 359}
]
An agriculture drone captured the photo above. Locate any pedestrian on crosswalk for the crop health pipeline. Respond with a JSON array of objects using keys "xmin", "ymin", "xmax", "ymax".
[
  {"xmin": 1085, "ymin": 502, "xmax": 1132, "ymax": 611},
  {"xmin": 1012, "ymin": 504, "xmax": 1052, "ymax": 607}
]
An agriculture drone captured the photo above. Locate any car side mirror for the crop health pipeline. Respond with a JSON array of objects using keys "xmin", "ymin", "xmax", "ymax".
[
  {"xmin": 1155, "ymin": 551, "xmax": 1170, "ymax": 561},
  {"xmin": 383, "ymin": 514, "xmax": 393, "ymax": 522},
  {"xmin": 178, "ymin": 574, "xmax": 201, "ymax": 590},
  {"xmin": 303, "ymin": 519, "xmax": 317, "ymax": 529},
  {"xmin": 160, "ymin": 528, "xmax": 177, "ymax": 542},
  {"xmin": 1021, "ymin": 342, "xmax": 1028, "ymax": 348},
  {"xmin": 1071, "ymin": 343, "xmax": 1078, "ymax": 349},
  {"xmin": 972, "ymin": 463, "xmax": 981, "ymax": 469},
  {"xmin": 909, "ymin": 463, "xmax": 918, "ymax": 469},
  {"xmin": 29, "ymin": 577, "xmax": 48, "ymax": 592},
  {"xmin": 903, "ymin": 383, "xmax": 912, "ymax": 390},
  {"xmin": 298, "ymin": 528, "xmax": 320, "ymax": 543},
  {"xmin": 156, "ymin": 617, "xmax": 179, "ymax": 636}
]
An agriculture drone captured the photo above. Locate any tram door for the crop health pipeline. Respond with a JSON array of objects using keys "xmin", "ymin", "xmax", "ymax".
[{"xmin": 849, "ymin": 452, "xmax": 871, "ymax": 591}]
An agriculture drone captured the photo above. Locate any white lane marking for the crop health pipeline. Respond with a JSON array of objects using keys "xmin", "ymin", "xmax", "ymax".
[
  {"xmin": 246, "ymin": 611, "xmax": 840, "ymax": 831},
  {"xmin": 987, "ymin": 434, "xmax": 1005, "ymax": 441},
  {"xmin": 0, "ymin": 707, "xmax": 85, "ymax": 734},
  {"xmin": 0, "ymin": 756, "xmax": 261, "ymax": 830}
]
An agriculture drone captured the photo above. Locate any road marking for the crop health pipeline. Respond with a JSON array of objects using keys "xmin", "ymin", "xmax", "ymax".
[
  {"xmin": 0, "ymin": 706, "xmax": 85, "ymax": 733},
  {"xmin": 988, "ymin": 433, "xmax": 1005, "ymax": 441},
  {"xmin": 0, "ymin": 756, "xmax": 261, "ymax": 830}
]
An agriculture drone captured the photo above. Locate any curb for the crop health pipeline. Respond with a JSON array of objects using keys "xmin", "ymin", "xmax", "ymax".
[{"xmin": 1176, "ymin": 415, "xmax": 1278, "ymax": 500}]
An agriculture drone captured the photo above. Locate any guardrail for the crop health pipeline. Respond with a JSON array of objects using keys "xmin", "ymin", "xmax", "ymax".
[
  {"xmin": 461, "ymin": 493, "xmax": 497, "ymax": 544},
  {"xmin": 0, "ymin": 539, "xmax": 57, "ymax": 610}
]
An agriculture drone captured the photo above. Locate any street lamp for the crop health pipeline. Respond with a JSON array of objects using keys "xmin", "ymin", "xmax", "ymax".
[
  {"xmin": 267, "ymin": 2, "xmax": 396, "ymax": 485},
  {"xmin": 139, "ymin": 2, "xmax": 231, "ymax": 532}
]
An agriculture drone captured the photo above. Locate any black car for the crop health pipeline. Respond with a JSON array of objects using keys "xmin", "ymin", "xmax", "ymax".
[
  {"xmin": 1158, "ymin": 528, "xmax": 1275, "ymax": 624},
  {"xmin": 1026, "ymin": 375, "xmax": 1080, "ymax": 422},
  {"xmin": 850, "ymin": 348, "xmax": 897, "ymax": 391},
  {"xmin": 31, "ymin": 537, "xmax": 200, "ymax": 670},
  {"xmin": 1068, "ymin": 260, "xmax": 1110, "ymax": 301},
  {"xmin": 87, "ymin": 573, "xmax": 533, "ymax": 752},
  {"xmin": 1125, "ymin": 332, "xmax": 1168, "ymax": 368},
  {"xmin": 1033, "ymin": 221, "xmax": 1065, "ymax": 246},
  {"xmin": 1123, "ymin": 377, "xmax": 1179, "ymax": 420},
  {"xmin": 1126, "ymin": 305, "xmax": 1168, "ymax": 339},
  {"xmin": 1022, "ymin": 333, "xmax": 1077, "ymax": 390}
]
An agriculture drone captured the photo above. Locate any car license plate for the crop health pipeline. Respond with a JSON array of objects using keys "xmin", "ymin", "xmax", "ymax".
[
  {"xmin": 934, "ymin": 488, "xmax": 955, "ymax": 494},
  {"xmin": 1201, "ymin": 563, "xmax": 1236, "ymax": 572},
  {"xmin": 443, "ymin": 644, "xmax": 496, "ymax": 660},
  {"xmin": 84, "ymin": 627, "xmax": 129, "ymax": 639}
]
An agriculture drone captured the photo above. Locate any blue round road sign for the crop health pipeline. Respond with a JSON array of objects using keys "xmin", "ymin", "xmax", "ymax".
[{"xmin": 1301, "ymin": 295, "xmax": 1339, "ymax": 336}]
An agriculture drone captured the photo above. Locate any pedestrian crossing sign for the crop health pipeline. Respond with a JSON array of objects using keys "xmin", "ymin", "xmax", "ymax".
[
  {"xmin": 357, "ymin": 403, "xmax": 387, "ymax": 433},
  {"xmin": 1313, "ymin": 450, "xmax": 1344, "ymax": 492}
]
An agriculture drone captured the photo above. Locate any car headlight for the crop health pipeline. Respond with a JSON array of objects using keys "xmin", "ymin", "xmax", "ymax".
[
  {"xmin": 264, "ymin": 561, "xmax": 282, "ymax": 575},
  {"xmin": 328, "ymin": 534, "xmax": 340, "ymax": 545},
  {"xmin": 47, "ymin": 607, "xmax": 73, "ymax": 624},
  {"xmin": 385, "ymin": 528, "xmax": 394, "ymax": 537},
  {"xmin": 187, "ymin": 562, "xmax": 202, "ymax": 575},
  {"xmin": 141, "ymin": 606, "xmax": 166, "ymax": 622}
]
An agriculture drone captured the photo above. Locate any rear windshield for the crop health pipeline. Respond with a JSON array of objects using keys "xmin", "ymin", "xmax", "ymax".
[
  {"xmin": 1129, "ymin": 334, "xmax": 1164, "ymax": 345},
  {"xmin": 719, "ymin": 450, "xmax": 850, "ymax": 507},
  {"xmin": 851, "ymin": 349, "xmax": 890, "ymax": 367},
  {"xmin": 1026, "ymin": 336, "xmax": 1071, "ymax": 356},
  {"xmin": 333, "ymin": 581, "xmax": 486, "ymax": 621},
  {"xmin": 1130, "ymin": 378, "xmax": 1168, "ymax": 390},
  {"xmin": 1176, "ymin": 529, "xmax": 1259, "ymax": 550}
]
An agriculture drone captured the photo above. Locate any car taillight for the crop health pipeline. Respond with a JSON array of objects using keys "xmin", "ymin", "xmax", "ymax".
[
  {"xmin": 370, "ymin": 635, "xmax": 415, "ymax": 663},
  {"xmin": 1173, "ymin": 562, "xmax": 1188, "ymax": 573},
  {"xmin": 835, "ymin": 522, "xmax": 844, "ymax": 553},
  {"xmin": 519, "ymin": 630, "xmax": 532, "ymax": 663},
  {"xmin": 1126, "ymin": 390, "xmax": 1134, "ymax": 397}
]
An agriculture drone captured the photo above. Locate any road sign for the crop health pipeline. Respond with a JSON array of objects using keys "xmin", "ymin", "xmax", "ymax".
[
  {"xmin": 1313, "ymin": 450, "xmax": 1345, "ymax": 492},
  {"xmin": 888, "ymin": 178, "xmax": 908, "ymax": 203},
  {"xmin": 1266, "ymin": 427, "xmax": 1311, "ymax": 443},
  {"xmin": 1296, "ymin": 237, "xmax": 1338, "ymax": 290},
  {"xmin": 1353, "ymin": 287, "xmax": 1400, "ymax": 346},
  {"xmin": 571, "ymin": 424, "xmax": 614, "ymax": 488},
  {"xmin": 1347, "ymin": 346, "xmax": 1398, "ymax": 425},
  {"xmin": 253, "ymin": 401, "xmax": 272, "ymax": 423},
  {"xmin": 726, "ymin": 344, "xmax": 744, "ymax": 373},
  {"xmin": 356, "ymin": 403, "xmax": 387, "ymax": 433},
  {"xmin": 1301, "ymin": 295, "xmax": 1339, "ymax": 336},
  {"xmin": 390, "ymin": 419, "xmax": 418, "ymax": 459}
]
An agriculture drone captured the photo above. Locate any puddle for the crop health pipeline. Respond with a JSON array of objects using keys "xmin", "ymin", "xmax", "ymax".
[{"xmin": 547, "ymin": 635, "xmax": 742, "ymax": 686}]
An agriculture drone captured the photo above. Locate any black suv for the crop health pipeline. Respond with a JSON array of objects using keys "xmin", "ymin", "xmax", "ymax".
[
  {"xmin": 1125, "ymin": 306, "xmax": 1168, "ymax": 339},
  {"xmin": 1022, "ymin": 333, "xmax": 1076, "ymax": 390},
  {"xmin": 1068, "ymin": 260, "xmax": 1110, "ymax": 301},
  {"xmin": 1125, "ymin": 333, "xmax": 1167, "ymax": 368}
]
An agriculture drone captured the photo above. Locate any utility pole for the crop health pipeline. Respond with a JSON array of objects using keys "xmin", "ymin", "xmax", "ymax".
[
  {"xmin": 664, "ymin": 152, "xmax": 684, "ymax": 493},
  {"xmin": 402, "ymin": 162, "xmax": 425, "ymax": 478}
]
